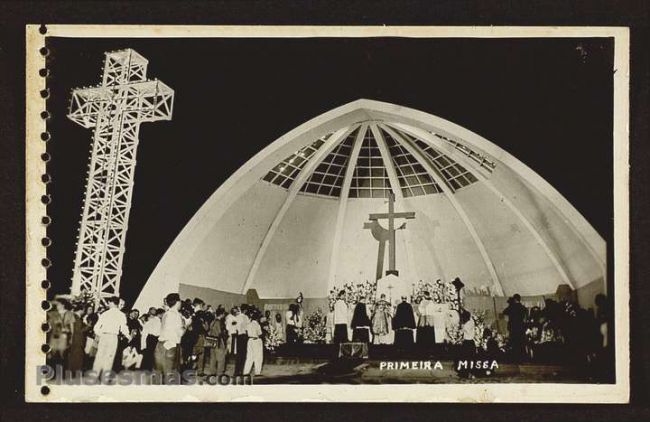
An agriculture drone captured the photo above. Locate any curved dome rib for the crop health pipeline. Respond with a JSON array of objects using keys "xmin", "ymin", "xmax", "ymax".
[
  {"xmin": 380, "ymin": 123, "xmax": 505, "ymax": 296},
  {"xmin": 393, "ymin": 123, "xmax": 577, "ymax": 290},
  {"xmin": 240, "ymin": 125, "xmax": 358, "ymax": 295},
  {"xmin": 327, "ymin": 124, "xmax": 368, "ymax": 284}
]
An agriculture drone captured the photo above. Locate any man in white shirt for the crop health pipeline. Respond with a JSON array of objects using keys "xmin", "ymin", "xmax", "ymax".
[
  {"xmin": 225, "ymin": 307, "xmax": 240, "ymax": 354},
  {"xmin": 234, "ymin": 304, "xmax": 250, "ymax": 375},
  {"xmin": 243, "ymin": 309, "xmax": 264, "ymax": 376},
  {"xmin": 154, "ymin": 293, "xmax": 185, "ymax": 378},
  {"xmin": 333, "ymin": 290, "xmax": 349, "ymax": 344},
  {"xmin": 140, "ymin": 308, "xmax": 162, "ymax": 370},
  {"xmin": 92, "ymin": 296, "xmax": 131, "ymax": 374}
]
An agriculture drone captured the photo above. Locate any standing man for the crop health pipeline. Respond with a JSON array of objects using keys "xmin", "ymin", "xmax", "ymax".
[
  {"xmin": 392, "ymin": 296, "xmax": 416, "ymax": 351},
  {"xmin": 503, "ymin": 293, "xmax": 527, "ymax": 362},
  {"xmin": 333, "ymin": 290, "xmax": 349, "ymax": 344},
  {"xmin": 243, "ymin": 309, "xmax": 264, "ymax": 376},
  {"xmin": 92, "ymin": 296, "xmax": 131, "ymax": 375},
  {"xmin": 234, "ymin": 304, "xmax": 250, "ymax": 375},
  {"xmin": 416, "ymin": 291, "xmax": 436, "ymax": 348},
  {"xmin": 225, "ymin": 307, "xmax": 240, "ymax": 355},
  {"xmin": 155, "ymin": 293, "xmax": 185, "ymax": 380},
  {"xmin": 140, "ymin": 307, "xmax": 162, "ymax": 370},
  {"xmin": 204, "ymin": 308, "xmax": 228, "ymax": 376}
]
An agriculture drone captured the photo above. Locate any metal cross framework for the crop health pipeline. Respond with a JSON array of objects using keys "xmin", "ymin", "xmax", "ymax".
[{"xmin": 68, "ymin": 49, "xmax": 174, "ymax": 303}]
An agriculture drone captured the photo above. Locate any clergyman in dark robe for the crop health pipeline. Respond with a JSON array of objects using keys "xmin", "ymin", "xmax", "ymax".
[
  {"xmin": 503, "ymin": 293, "xmax": 527, "ymax": 361},
  {"xmin": 392, "ymin": 296, "xmax": 416, "ymax": 351},
  {"xmin": 351, "ymin": 298, "xmax": 372, "ymax": 343}
]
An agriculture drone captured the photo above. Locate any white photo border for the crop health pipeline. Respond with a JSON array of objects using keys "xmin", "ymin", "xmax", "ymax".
[{"xmin": 25, "ymin": 25, "xmax": 630, "ymax": 403}]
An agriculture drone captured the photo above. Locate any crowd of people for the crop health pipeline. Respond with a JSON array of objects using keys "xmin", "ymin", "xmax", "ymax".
[
  {"xmin": 46, "ymin": 288, "xmax": 613, "ymax": 381},
  {"xmin": 46, "ymin": 293, "xmax": 286, "ymax": 380}
]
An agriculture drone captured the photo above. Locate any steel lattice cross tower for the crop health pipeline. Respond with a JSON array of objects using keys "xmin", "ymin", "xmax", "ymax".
[{"xmin": 68, "ymin": 49, "xmax": 174, "ymax": 303}]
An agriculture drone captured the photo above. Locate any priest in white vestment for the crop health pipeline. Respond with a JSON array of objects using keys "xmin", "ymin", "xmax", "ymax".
[{"xmin": 432, "ymin": 302, "xmax": 450, "ymax": 344}]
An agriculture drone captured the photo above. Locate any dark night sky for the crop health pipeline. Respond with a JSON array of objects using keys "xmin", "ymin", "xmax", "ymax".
[{"xmin": 45, "ymin": 37, "xmax": 614, "ymax": 305}]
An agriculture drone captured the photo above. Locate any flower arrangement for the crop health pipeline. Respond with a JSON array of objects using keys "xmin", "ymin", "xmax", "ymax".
[
  {"xmin": 413, "ymin": 279, "xmax": 459, "ymax": 308},
  {"xmin": 445, "ymin": 322, "xmax": 464, "ymax": 345},
  {"xmin": 264, "ymin": 324, "xmax": 283, "ymax": 351},
  {"xmin": 328, "ymin": 280, "xmax": 377, "ymax": 310},
  {"xmin": 302, "ymin": 308, "xmax": 327, "ymax": 344},
  {"xmin": 444, "ymin": 309, "xmax": 505, "ymax": 352}
]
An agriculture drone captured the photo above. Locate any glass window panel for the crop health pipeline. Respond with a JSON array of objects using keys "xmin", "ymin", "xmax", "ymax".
[
  {"xmin": 290, "ymin": 156, "xmax": 305, "ymax": 167},
  {"xmin": 406, "ymin": 176, "xmax": 419, "ymax": 185},
  {"xmin": 310, "ymin": 173, "xmax": 324, "ymax": 183},
  {"xmin": 447, "ymin": 166, "xmax": 460, "ymax": 177},
  {"xmin": 436, "ymin": 156, "xmax": 450, "ymax": 167},
  {"xmin": 423, "ymin": 184, "xmax": 437, "ymax": 194},
  {"xmin": 333, "ymin": 155, "xmax": 347, "ymax": 166},
  {"xmin": 317, "ymin": 185, "xmax": 332, "ymax": 195},
  {"xmin": 466, "ymin": 172, "xmax": 478, "ymax": 183},
  {"xmin": 316, "ymin": 163, "xmax": 329, "ymax": 173},
  {"xmin": 357, "ymin": 178, "xmax": 371, "ymax": 189},
  {"xmin": 281, "ymin": 178, "xmax": 293, "ymax": 189},
  {"xmin": 263, "ymin": 173, "xmax": 274, "ymax": 183},
  {"xmin": 412, "ymin": 163, "xmax": 426, "ymax": 173},
  {"xmin": 358, "ymin": 189, "xmax": 371, "ymax": 198},
  {"xmin": 356, "ymin": 167, "xmax": 370, "ymax": 178},
  {"xmin": 323, "ymin": 175, "xmax": 337, "ymax": 185},
  {"xmin": 371, "ymin": 179, "xmax": 385, "ymax": 188},
  {"xmin": 449, "ymin": 179, "xmax": 461, "ymax": 190},
  {"xmin": 411, "ymin": 186, "xmax": 425, "ymax": 196},
  {"xmin": 370, "ymin": 157, "xmax": 384, "ymax": 167},
  {"xmin": 417, "ymin": 174, "xmax": 432, "ymax": 184},
  {"xmin": 395, "ymin": 155, "xmax": 408, "ymax": 166},
  {"xmin": 288, "ymin": 167, "xmax": 301, "ymax": 179},
  {"xmin": 400, "ymin": 166, "xmax": 415, "ymax": 176},
  {"xmin": 371, "ymin": 168, "xmax": 385, "ymax": 177},
  {"xmin": 305, "ymin": 184, "xmax": 319, "ymax": 194}
]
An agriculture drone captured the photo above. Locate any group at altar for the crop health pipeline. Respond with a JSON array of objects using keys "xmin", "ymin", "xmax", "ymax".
[{"xmin": 327, "ymin": 289, "xmax": 460, "ymax": 347}]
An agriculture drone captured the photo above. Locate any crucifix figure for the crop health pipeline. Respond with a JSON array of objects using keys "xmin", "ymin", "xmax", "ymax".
[{"xmin": 364, "ymin": 192, "xmax": 415, "ymax": 280}]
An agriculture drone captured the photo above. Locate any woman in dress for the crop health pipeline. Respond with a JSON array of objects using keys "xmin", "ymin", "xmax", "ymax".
[{"xmin": 66, "ymin": 303, "xmax": 87, "ymax": 373}]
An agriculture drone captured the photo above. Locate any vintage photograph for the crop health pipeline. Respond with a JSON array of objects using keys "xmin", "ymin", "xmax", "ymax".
[{"xmin": 25, "ymin": 26, "xmax": 629, "ymax": 402}]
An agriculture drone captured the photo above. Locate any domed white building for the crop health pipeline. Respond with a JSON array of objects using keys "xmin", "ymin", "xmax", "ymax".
[{"xmin": 134, "ymin": 100, "xmax": 605, "ymax": 311}]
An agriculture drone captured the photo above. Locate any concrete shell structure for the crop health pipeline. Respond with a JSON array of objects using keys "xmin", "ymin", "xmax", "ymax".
[{"xmin": 134, "ymin": 100, "xmax": 605, "ymax": 311}]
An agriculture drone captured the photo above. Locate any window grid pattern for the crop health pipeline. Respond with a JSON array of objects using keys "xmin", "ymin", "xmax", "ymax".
[
  {"xmin": 381, "ymin": 129, "xmax": 442, "ymax": 197},
  {"xmin": 433, "ymin": 132, "xmax": 496, "ymax": 172},
  {"xmin": 397, "ymin": 130, "xmax": 478, "ymax": 191},
  {"xmin": 262, "ymin": 137, "xmax": 326, "ymax": 189},
  {"xmin": 299, "ymin": 128, "xmax": 358, "ymax": 197},
  {"xmin": 349, "ymin": 127, "xmax": 393, "ymax": 198}
]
